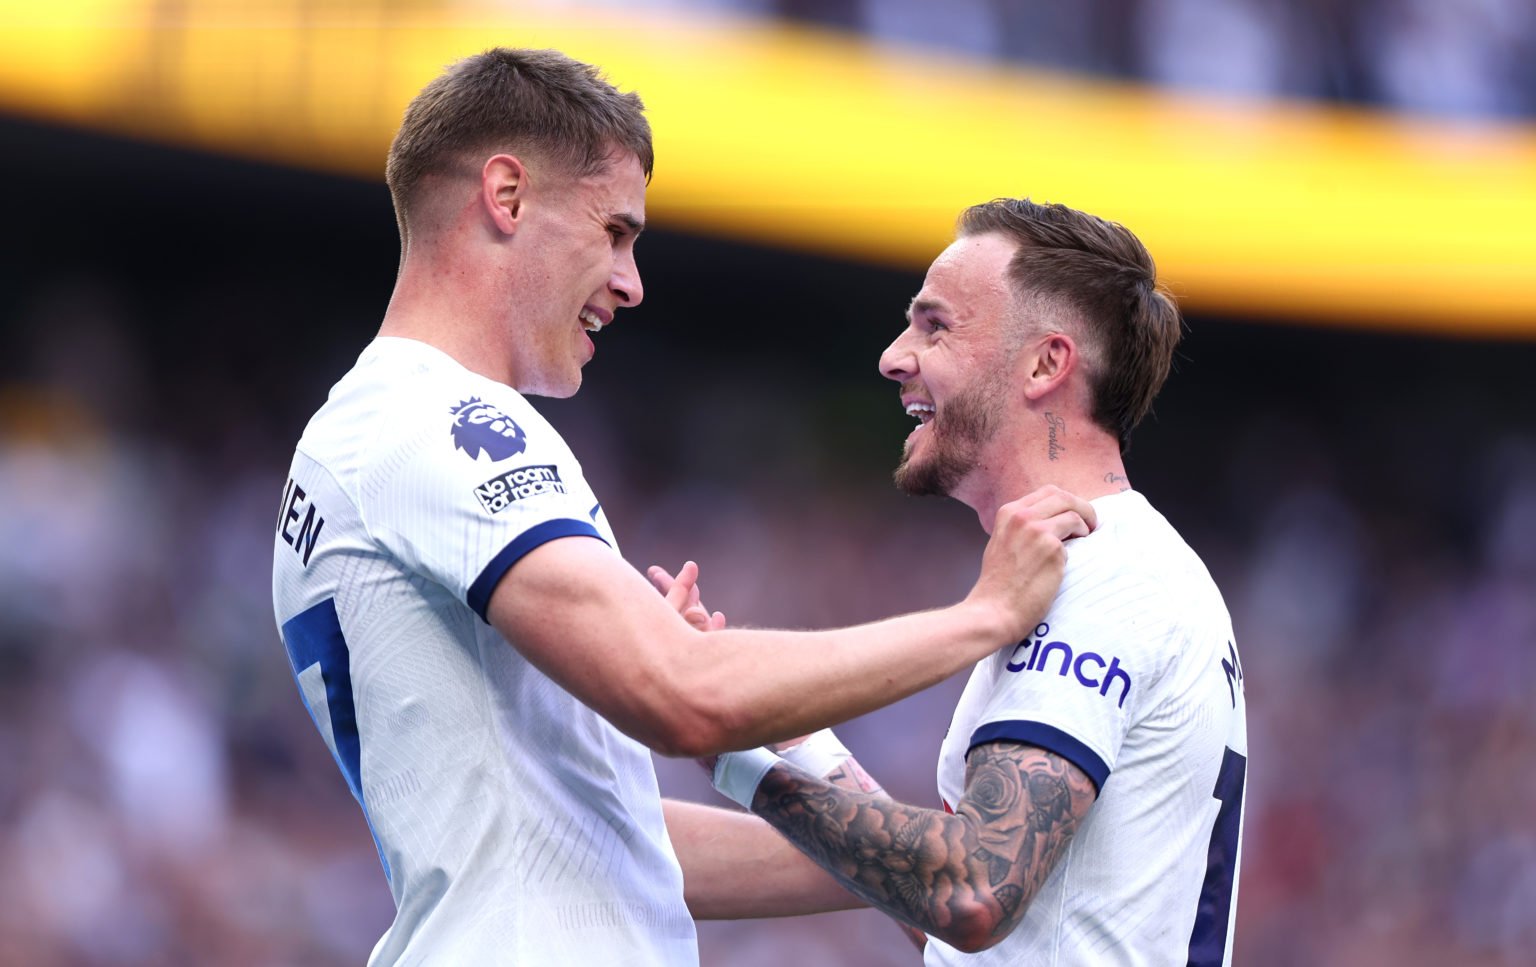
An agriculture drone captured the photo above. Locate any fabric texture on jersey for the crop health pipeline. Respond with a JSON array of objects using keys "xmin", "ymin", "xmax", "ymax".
[
  {"xmin": 927, "ymin": 491, "xmax": 1247, "ymax": 967},
  {"xmin": 272, "ymin": 338, "xmax": 697, "ymax": 966}
]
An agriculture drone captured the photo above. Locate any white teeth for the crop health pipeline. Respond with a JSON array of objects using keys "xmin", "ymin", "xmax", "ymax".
[
  {"xmin": 579, "ymin": 308, "xmax": 605, "ymax": 333},
  {"xmin": 904, "ymin": 402, "xmax": 935, "ymax": 424}
]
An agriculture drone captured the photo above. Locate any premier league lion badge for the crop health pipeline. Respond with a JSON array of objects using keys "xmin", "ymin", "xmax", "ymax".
[{"xmin": 449, "ymin": 397, "xmax": 528, "ymax": 461}]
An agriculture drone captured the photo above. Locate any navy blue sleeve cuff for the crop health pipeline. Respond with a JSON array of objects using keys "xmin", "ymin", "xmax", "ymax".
[
  {"xmin": 969, "ymin": 720, "xmax": 1111, "ymax": 794},
  {"xmin": 467, "ymin": 518, "xmax": 607, "ymax": 622}
]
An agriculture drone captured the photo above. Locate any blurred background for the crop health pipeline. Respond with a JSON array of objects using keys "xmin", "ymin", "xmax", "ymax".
[{"xmin": 2, "ymin": 1, "xmax": 1534, "ymax": 965}]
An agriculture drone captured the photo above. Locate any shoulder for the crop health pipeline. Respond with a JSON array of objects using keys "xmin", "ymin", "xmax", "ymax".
[
  {"xmin": 380, "ymin": 339, "xmax": 554, "ymax": 444},
  {"xmin": 1046, "ymin": 492, "xmax": 1232, "ymax": 682},
  {"xmin": 297, "ymin": 340, "xmax": 587, "ymax": 527},
  {"xmin": 340, "ymin": 340, "xmax": 568, "ymax": 468},
  {"xmin": 1060, "ymin": 492, "xmax": 1218, "ymax": 614}
]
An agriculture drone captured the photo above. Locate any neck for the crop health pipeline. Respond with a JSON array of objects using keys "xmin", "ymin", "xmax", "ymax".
[
  {"xmin": 953, "ymin": 411, "xmax": 1131, "ymax": 534},
  {"xmin": 378, "ymin": 238, "xmax": 513, "ymax": 384}
]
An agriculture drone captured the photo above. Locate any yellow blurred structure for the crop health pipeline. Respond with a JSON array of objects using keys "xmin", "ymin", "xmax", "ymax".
[{"xmin": 3, "ymin": 0, "xmax": 1534, "ymax": 336}]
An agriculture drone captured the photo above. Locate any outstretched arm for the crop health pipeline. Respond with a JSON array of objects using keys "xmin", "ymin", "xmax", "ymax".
[
  {"xmin": 742, "ymin": 741, "xmax": 1097, "ymax": 953},
  {"xmin": 488, "ymin": 488, "xmax": 1093, "ymax": 757}
]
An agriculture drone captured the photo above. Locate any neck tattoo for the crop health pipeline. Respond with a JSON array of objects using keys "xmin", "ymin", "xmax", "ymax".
[{"xmin": 1045, "ymin": 412, "xmax": 1067, "ymax": 461}]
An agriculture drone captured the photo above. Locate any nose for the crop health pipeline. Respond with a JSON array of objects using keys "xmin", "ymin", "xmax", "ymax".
[
  {"xmin": 611, "ymin": 248, "xmax": 644, "ymax": 308},
  {"xmin": 879, "ymin": 329, "xmax": 917, "ymax": 382}
]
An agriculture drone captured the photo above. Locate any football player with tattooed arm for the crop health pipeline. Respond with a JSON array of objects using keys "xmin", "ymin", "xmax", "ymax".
[
  {"xmin": 271, "ymin": 50, "xmax": 1097, "ymax": 966},
  {"xmin": 678, "ymin": 200, "xmax": 1248, "ymax": 966}
]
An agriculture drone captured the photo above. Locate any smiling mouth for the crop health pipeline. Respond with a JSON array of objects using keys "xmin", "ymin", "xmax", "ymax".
[
  {"xmin": 579, "ymin": 308, "xmax": 607, "ymax": 333},
  {"xmin": 905, "ymin": 401, "xmax": 935, "ymax": 426}
]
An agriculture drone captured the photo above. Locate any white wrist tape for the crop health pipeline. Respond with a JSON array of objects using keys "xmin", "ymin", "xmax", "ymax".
[
  {"xmin": 711, "ymin": 747, "xmax": 783, "ymax": 809},
  {"xmin": 776, "ymin": 729, "xmax": 853, "ymax": 779}
]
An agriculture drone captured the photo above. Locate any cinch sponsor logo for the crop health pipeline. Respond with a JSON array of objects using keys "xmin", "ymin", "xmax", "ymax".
[
  {"xmin": 1004, "ymin": 622, "xmax": 1132, "ymax": 709},
  {"xmin": 474, "ymin": 464, "xmax": 565, "ymax": 514}
]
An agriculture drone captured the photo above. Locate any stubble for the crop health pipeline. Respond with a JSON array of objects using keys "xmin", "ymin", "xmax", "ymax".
[{"xmin": 893, "ymin": 375, "xmax": 1006, "ymax": 497}]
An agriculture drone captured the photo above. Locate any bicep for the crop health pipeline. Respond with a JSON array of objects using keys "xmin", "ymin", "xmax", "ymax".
[
  {"xmin": 955, "ymin": 741, "xmax": 1098, "ymax": 927},
  {"xmin": 485, "ymin": 535, "xmax": 703, "ymax": 749}
]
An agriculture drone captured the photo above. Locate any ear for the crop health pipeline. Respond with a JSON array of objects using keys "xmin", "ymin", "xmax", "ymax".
[
  {"xmin": 481, "ymin": 155, "xmax": 529, "ymax": 236},
  {"xmin": 1021, "ymin": 331, "xmax": 1078, "ymax": 402}
]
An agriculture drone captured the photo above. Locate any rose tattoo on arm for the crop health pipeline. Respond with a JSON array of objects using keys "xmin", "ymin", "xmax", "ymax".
[{"xmin": 750, "ymin": 741, "xmax": 1096, "ymax": 949}]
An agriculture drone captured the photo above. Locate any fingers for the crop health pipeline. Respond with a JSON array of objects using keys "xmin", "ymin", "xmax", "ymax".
[
  {"xmin": 1006, "ymin": 484, "xmax": 1098, "ymax": 534},
  {"xmin": 646, "ymin": 565, "xmax": 675, "ymax": 595},
  {"xmin": 1042, "ymin": 510, "xmax": 1091, "ymax": 541},
  {"xmin": 973, "ymin": 487, "xmax": 1096, "ymax": 642},
  {"xmin": 994, "ymin": 486, "xmax": 1096, "ymax": 542},
  {"xmin": 649, "ymin": 562, "xmax": 723, "ymax": 631},
  {"xmin": 664, "ymin": 561, "xmax": 700, "ymax": 614},
  {"xmin": 681, "ymin": 602, "xmax": 725, "ymax": 633},
  {"xmin": 993, "ymin": 501, "xmax": 1089, "ymax": 541},
  {"xmin": 682, "ymin": 603, "xmax": 712, "ymax": 632}
]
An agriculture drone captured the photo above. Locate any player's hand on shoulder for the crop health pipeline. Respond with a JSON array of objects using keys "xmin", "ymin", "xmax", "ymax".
[
  {"xmin": 646, "ymin": 560, "xmax": 727, "ymax": 632},
  {"xmin": 972, "ymin": 486, "xmax": 1096, "ymax": 640},
  {"xmin": 1000, "ymin": 484, "xmax": 1097, "ymax": 542}
]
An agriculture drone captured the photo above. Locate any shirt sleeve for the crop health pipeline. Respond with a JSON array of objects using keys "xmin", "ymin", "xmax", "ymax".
[
  {"xmin": 966, "ymin": 557, "xmax": 1172, "ymax": 792},
  {"xmin": 360, "ymin": 385, "xmax": 609, "ymax": 621}
]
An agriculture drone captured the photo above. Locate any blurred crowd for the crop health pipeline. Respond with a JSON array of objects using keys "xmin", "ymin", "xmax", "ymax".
[
  {"xmin": 1, "ymin": 2, "xmax": 1533, "ymax": 962},
  {"xmin": 1, "ymin": 279, "xmax": 1534, "ymax": 966},
  {"xmin": 509, "ymin": 0, "xmax": 1536, "ymax": 119}
]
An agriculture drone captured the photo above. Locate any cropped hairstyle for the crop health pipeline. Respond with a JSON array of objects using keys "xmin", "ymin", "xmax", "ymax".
[
  {"xmin": 386, "ymin": 47, "xmax": 653, "ymax": 239},
  {"xmin": 959, "ymin": 198, "xmax": 1182, "ymax": 451}
]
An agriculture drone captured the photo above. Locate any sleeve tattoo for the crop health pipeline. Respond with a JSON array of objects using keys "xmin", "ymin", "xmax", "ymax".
[
  {"xmin": 824, "ymin": 757, "xmax": 885, "ymax": 795},
  {"xmin": 751, "ymin": 741, "xmax": 1096, "ymax": 949}
]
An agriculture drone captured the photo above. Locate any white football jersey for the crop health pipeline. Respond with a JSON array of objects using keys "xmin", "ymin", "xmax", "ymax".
[
  {"xmin": 272, "ymin": 338, "xmax": 697, "ymax": 966},
  {"xmin": 928, "ymin": 491, "xmax": 1246, "ymax": 967}
]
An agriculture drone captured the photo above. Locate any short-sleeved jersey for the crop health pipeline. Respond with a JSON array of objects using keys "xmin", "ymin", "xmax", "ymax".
[
  {"xmin": 928, "ymin": 491, "xmax": 1246, "ymax": 967},
  {"xmin": 271, "ymin": 337, "xmax": 697, "ymax": 966}
]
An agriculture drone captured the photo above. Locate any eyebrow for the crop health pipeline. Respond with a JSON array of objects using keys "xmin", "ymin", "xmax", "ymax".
[{"xmin": 906, "ymin": 297, "xmax": 945, "ymax": 323}]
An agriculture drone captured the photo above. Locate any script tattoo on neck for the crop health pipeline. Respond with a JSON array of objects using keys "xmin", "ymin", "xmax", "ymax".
[
  {"xmin": 1104, "ymin": 472, "xmax": 1129, "ymax": 492},
  {"xmin": 750, "ymin": 742, "xmax": 1093, "ymax": 944},
  {"xmin": 1045, "ymin": 413, "xmax": 1067, "ymax": 461}
]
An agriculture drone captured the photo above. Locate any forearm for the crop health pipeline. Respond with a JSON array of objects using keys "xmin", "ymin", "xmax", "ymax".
[
  {"xmin": 747, "ymin": 765, "xmax": 1016, "ymax": 951},
  {"xmin": 675, "ymin": 603, "xmax": 1014, "ymax": 753},
  {"xmin": 664, "ymin": 799, "xmax": 865, "ymax": 919},
  {"xmin": 495, "ymin": 494, "xmax": 1084, "ymax": 757},
  {"xmin": 741, "ymin": 741, "xmax": 1093, "ymax": 954},
  {"xmin": 492, "ymin": 540, "xmax": 1025, "ymax": 757},
  {"xmin": 682, "ymin": 488, "xmax": 1088, "ymax": 751}
]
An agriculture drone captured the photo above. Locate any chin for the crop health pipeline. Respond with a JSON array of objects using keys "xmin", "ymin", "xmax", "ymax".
[
  {"xmin": 893, "ymin": 456, "xmax": 949, "ymax": 497},
  {"xmin": 894, "ymin": 440, "xmax": 977, "ymax": 497}
]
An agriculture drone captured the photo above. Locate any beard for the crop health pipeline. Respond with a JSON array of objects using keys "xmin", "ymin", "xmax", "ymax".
[{"xmin": 893, "ymin": 378, "xmax": 1005, "ymax": 497}]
